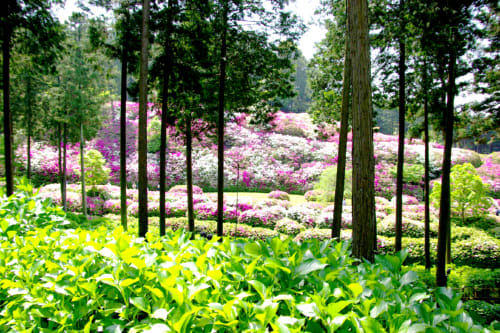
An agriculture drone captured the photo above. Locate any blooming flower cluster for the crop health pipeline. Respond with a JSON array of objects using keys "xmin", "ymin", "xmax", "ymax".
[{"xmin": 15, "ymin": 102, "xmax": 497, "ymax": 205}]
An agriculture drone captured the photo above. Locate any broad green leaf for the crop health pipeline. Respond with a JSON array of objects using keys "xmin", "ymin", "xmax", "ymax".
[
  {"xmin": 120, "ymin": 278, "xmax": 139, "ymax": 288},
  {"xmin": 130, "ymin": 296, "xmax": 150, "ymax": 314},
  {"xmin": 207, "ymin": 269, "xmax": 223, "ymax": 281},
  {"xmin": 188, "ymin": 283, "xmax": 209, "ymax": 301},
  {"xmin": 173, "ymin": 310, "xmax": 195, "ymax": 333},
  {"xmin": 248, "ymin": 279, "xmax": 267, "ymax": 299},
  {"xmin": 327, "ymin": 300, "xmax": 352, "ymax": 316},
  {"xmin": 168, "ymin": 287, "xmax": 184, "ymax": 305},
  {"xmin": 407, "ymin": 323, "xmax": 429, "ymax": 333},
  {"xmin": 348, "ymin": 283, "xmax": 363, "ymax": 298},
  {"xmin": 399, "ymin": 271, "xmax": 418, "ymax": 288},
  {"xmin": 244, "ymin": 243, "xmax": 262, "ymax": 256},
  {"xmin": 370, "ymin": 301, "xmax": 388, "ymax": 318},
  {"xmin": 295, "ymin": 259, "xmax": 327, "ymax": 276},
  {"xmin": 360, "ymin": 316, "xmax": 387, "ymax": 333},
  {"xmin": 144, "ymin": 285, "xmax": 164, "ymax": 299}
]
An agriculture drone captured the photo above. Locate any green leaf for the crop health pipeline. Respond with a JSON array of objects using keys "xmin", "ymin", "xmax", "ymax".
[
  {"xmin": 244, "ymin": 243, "xmax": 262, "ymax": 256},
  {"xmin": 248, "ymin": 279, "xmax": 267, "ymax": 299},
  {"xmin": 399, "ymin": 271, "xmax": 418, "ymax": 288},
  {"xmin": 348, "ymin": 283, "xmax": 363, "ymax": 298},
  {"xmin": 327, "ymin": 300, "xmax": 352, "ymax": 316},
  {"xmin": 207, "ymin": 269, "xmax": 223, "ymax": 281},
  {"xmin": 167, "ymin": 287, "xmax": 184, "ymax": 305},
  {"xmin": 360, "ymin": 316, "xmax": 387, "ymax": 333},
  {"xmin": 295, "ymin": 259, "xmax": 328, "ymax": 276},
  {"xmin": 119, "ymin": 278, "xmax": 139, "ymax": 288},
  {"xmin": 130, "ymin": 297, "xmax": 150, "ymax": 314},
  {"xmin": 369, "ymin": 301, "xmax": 388, "ymax": 318}
]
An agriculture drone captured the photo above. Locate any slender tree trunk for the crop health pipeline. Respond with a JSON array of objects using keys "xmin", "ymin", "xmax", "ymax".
[
  {"xmin": 423, "ymin": 57, "xmax": 431, "ymax": 270},
  {"xmin": 332, "ymin": 6, "xmax": 351, "ymax": 239},
  {"xmin": 217, "ymin": 1, "xmax": 229, "ymax": 237},
  {"xmin": 62, "ymin": 124, "xmax": 67, "ymax": 211},
  {"xmin": 26, "ymin": 75, "xmax": 32, "ymax": 179},
  {"xmin": 186, "ymin": 114, "xmax": 195, "ymax": 238},
  {"xmin": 160, "ymin": 0, "xmax": 173, "ymax": 237},
  {"xmin": 350, "ymin": 0, "xmax": 376, "ymax": 262},
  {"xmin": 2, "ymin": 27, "xmax": 13, "ymax": 196},
  {"xmin": 395, "ymin": 0, "xmax": 406, "ymax": 252},
  {"xmin": 58, "ymin": 123, "xmax": 62, "ymax": 201},
  {"xmin": 80, "ymin": 123, "xmax": 87, "ymax": 218},
  {"xmin": 120, "ymin": 50, "xmax": 128, "ymax": 231},
  {"xmin": 138, "ymin": 0, "xmax": 151, "ymax": 238},
  {"xmin": 437, "ymin": 43, "xmax": 456, "ymax": 287}
]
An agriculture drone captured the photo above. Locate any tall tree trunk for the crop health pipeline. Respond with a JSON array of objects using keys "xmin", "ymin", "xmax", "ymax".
[
  {"xmin": 423, "ymin": 57, "xmax": 431, "ymax": 270},
  {"xmin": 58, "ymin": 123, "xmax": 62, "ymax": 201},
  {"xmin": 395, "ymin": 0, "xmax": 406, "ymax": 252},
  {"xmin": 186, "ymin": 114, "xmax": 195, "ymax": 238},
  {"xmin": 2, "ymin": 27, "xmax": 13, "ymax": 196},
  {"xmin": 120, "ymin": 49, "xmax": 128, "ymax": 231},
  {"xmin": 437, "ymin": 42, "xmax": 456, "ymax": 287},
  {"xmin": 332, "ymin": 4, "xmax": 351, "ymax": 239},
  {"xmin": 350, "ymin": 0, "xmax": 376, "ymax": 262},
  {"xmin": 138, "ymin": 0, "xmax": 151, "ymax": 238},
  {"xmin": 160, "ymin": 0, "xmax": 173, "ymax": 237},
  {"xmin": 62, "ymin": 124, "xmax": 67, "ymax": 211},
  {"xmin": 217, "ymin": 1, "xmax": 229, "ymax": 237},
  {"xmin": 80, "ymin": 122, "xmax": 87, "ymax": 218},
  {"xmin": 26, "ymin": 75, "xmax": 32, "ymax": 179}
]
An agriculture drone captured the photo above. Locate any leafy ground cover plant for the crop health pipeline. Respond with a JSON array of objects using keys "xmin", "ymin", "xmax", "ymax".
[{"xmin": 0, "ymin": 189, "xmax": 495, "ymax": 332}]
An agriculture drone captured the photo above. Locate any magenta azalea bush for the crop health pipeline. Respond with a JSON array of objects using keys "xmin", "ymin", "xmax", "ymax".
[{"xmin": 14, "ymin": 101, "xmax": 496, "ymax": 202}]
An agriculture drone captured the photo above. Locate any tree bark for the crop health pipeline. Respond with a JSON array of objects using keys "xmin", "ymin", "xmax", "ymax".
[
  {"xmin": 332, "ymin": 1, "xmax": 351, "ymax": 239},
  {"xmin": 2, "ymin": 26, "xmax": 13, "ymax": 196},
  {"xmin": 80, "ymin": 122, "xmax": 87, "ymax": 218},
  {"xmin": 26, "ymin": 75, "xmax": 32, "ymax": 180},
  {"xmin": 395, "ymin": 0, "xmax": 406, "ymax": 252},
  {"xmin": 217, "ymin": 1, "xmax": 229, "ymax": 237},
  {"xmin": 437, "ymin": 41, "xmax": 456, "ymax": 287},
  {"xmin": 138, "ymin": 0, "xmax": 151, "ymax": 238},
  {"xmin": 160, "ymin": 0, "xmax": 173, "ymax": 237},
  {"xmin": 58, "ymin": 123, "xmax": 62, "ymax": 201},
  {"xmin": 423, "ymin": 57, "xmax": 431, "ymax": 270},
  {"xmin": 350, "ymin": 0, "xmax": 376, "ymax": 262},
  {"xmin": 120, "ymin": 48, "xmax": 128, "ymax": 231},
  {"xmin": 62, "ymin": 124, "xmax": 67, "ymax": 211},
  {"xmin": 186, "ymin": 114, "xmax": 195, "ymax": 238}
]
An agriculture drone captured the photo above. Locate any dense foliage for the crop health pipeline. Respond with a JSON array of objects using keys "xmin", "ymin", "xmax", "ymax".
[{"xmin": 0, "ymin": 188, "xmax": 495, "ymax": 332}]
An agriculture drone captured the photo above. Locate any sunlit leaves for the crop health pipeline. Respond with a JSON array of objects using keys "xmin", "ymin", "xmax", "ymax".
[{"xmin": 0, "ymin": 190, "xmax": 492, "ymax": 331}]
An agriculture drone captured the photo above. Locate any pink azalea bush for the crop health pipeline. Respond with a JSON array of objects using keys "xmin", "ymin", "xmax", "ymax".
[{"xmin": 268, "ymin": 190, "xmax": 290, "ymax": 201}]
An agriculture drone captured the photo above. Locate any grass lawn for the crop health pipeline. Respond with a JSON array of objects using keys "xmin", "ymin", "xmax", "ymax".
[{"xmin": 224, "ymin": 191, "xmax": 309, "ymax": 206}]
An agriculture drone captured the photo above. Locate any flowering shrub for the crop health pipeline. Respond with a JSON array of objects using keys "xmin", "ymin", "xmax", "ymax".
[
  {"xmin": 391, "ymin": 195, "xmax": 420, "ymax": 206},
  {"xmin": 287, "ymin": 204, "xmax": 321, "ymax": 227},
  {"xmin": 304, "ymin": 189, "xmax": 323, "ymax": 201},
  {"xmin": 274, "ymin": 218, "xmax": 306, "ymax": 236},
  {"xmin": 476, "ymin": 155, "xmax": 500, "ymax": 198},
  {"xmin": 239, "ymin": 206, "xmax": 287, "ymax": 228},
  {"xmin": 168, "ymin": 184, "xmax": 204, "ymax": 195},
  {"xmin": 378, "ymin": 214, "xmax": 438, "ymax": 238},
  {"xmin": 268, "ymin": 190, "xmax": 290, "ymax": 201},
  {"xmin": 294, "ymin": 228, "xmax": 352, "ymax": 242}
]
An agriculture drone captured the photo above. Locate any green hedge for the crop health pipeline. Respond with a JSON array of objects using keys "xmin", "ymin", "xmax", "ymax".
[{"xmin": 378, "ymin": 232, "xmax": 500, "ymax": 269}]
